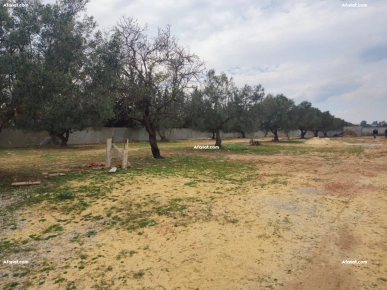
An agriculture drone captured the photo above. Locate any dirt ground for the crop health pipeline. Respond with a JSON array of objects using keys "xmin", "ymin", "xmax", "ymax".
[{"xmin": 1, "ymin": 136, "xmax": 387, "ymax": 290}]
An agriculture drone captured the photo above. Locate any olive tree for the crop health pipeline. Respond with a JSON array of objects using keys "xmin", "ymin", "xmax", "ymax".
[
  {"xmin": 0, "ymin": 0, "xmax": 43, "ymax": 133},
  {"xmin": 14, "ymin": 0, "xmax": 115, "ymax": 146},
  {"xmin": 112, "ymin": 17, "xmax": 204, "ymax": 158},
  {"xmin": 258, "ymin": 94, "xmax": 296, "ymax": 142},
  {"xmin": 189, "ymin": 70, "xmax": 263, "ymax": 147}
]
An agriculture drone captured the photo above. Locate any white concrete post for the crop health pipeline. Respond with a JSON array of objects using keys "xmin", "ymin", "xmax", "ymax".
[
  {"xmin": 122, "ymin": 139, "xmax": 129, "ymax": 169},
  {"xmin": 106, "ymin": 139, "xmax": 112, "ymax": 167}
]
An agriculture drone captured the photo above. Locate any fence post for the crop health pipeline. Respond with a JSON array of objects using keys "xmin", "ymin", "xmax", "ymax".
[
  {"xmin": 106, "ymin": 139, "xmax": 112, "ymax": 167},
  {"xmin": 122, "ymin": 139, "xmax": 128, "ymax": 169}
]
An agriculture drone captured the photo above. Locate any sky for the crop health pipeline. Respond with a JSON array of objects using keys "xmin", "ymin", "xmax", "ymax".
[{"xmin": 43, "ymin": 0, "xmax": 387, "ymax": 124}]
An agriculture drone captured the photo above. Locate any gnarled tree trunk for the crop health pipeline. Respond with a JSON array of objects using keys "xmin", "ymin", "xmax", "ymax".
[
  {"xmin": 144, "ymin": 117, "xmax": 163, "ymax": 159},
  {"xmin": 56, "ymin": 130, "xmax": 70, "ymax": 147},
  {"xmin": 215, "ymin": 128, "xmax": 222, "ymax": 147},
  {"xmin": 300, "ymin": 130, "xmax": 307, "ymax": 139},
  {"xmin": 271, "ymin": 129, "xmax": 279, "ymax": 142},
  {"xmin": 148, "ymin": 130, "xmax": 162, "ymax": 158}
]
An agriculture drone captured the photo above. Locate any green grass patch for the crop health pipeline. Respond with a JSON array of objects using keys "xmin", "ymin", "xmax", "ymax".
[{"xmin": 43, "ymin": 224, "xmax": 63, "ymax": 234}]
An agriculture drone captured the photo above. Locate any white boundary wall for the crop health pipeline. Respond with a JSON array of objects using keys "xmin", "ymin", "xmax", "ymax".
[{"xmin": 0, "ymin": 127, "xmax": 357, "ymax": 148}]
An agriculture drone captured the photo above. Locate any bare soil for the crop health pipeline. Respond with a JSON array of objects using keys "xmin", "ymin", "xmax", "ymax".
[{"xmin": 1, "ymin": 137, "xmax": 387, "ymax": 289}]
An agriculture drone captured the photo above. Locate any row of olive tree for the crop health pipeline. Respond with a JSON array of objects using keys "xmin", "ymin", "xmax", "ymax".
[
  {"xmin": 1, "ymin": 0, "xmax": 118, "ymax": 146},
  {"xmin": 1, "ymin": 0, "xmax": 350, "ymax": 158},
  {"xmin": 186, "ymin": 70, "xmax": 264, "ymax": 147},
  {"xmin": 1, "ymin": 0, "xmax": 204, "ymax": 156},
  {"xmin": 176, "ymin": 71, "xmax": 348, "ymax": 146},
  {"xmin": 256, "ymin": 97, "xmax": 347, "ymax": 141}
]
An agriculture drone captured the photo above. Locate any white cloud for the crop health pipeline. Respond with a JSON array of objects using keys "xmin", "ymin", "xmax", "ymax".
[{"xmin": 41, "ymin": 0, "xmax": 387, "ymax": 123}]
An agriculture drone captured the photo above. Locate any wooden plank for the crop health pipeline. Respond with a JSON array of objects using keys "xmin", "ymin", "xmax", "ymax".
[
  {"xmin": 106, "ymin": 139, "xmax": 112, "ymax": 167},
  {"xmin": 48, "ymin": 173, "xmax": 65, "ymax": 177},
  {"xmin": 112, "ymin": 144, "xmax": 123, "ymax": 160},
  {"xmin": 12, "ymin": 181, "xmax": 41, "ymax": 186}
]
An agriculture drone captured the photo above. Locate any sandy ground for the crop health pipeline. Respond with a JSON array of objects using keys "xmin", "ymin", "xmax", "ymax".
[{"xmin": 1, "ymin": 137, "xmax": 387, "ymax": 289}]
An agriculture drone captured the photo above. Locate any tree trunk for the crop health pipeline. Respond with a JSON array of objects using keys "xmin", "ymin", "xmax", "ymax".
[
  {"xmin": 300, "ymin": 130, "xmax": 307, "ymax": 139},
  {"xmin": 148, "ymin": 130, "xmax": 162, "ymax": 158},
  {"xmin": 313, "ymin": 131, "xmax": 319, "ymax": 137},
  {"xmin": 211, "ymin": 131, "xmax": 215, "ymax": 140},
  {"xmin": 272, "ymin": 129, "xmax": 279, "ymax": 142},
  {"xmin": 144, "ymin": 118, "xmax": 163, "ymax": 159},
  {"xmin": 240, "ymin": 131, "xmax": 246, "ymax": 138},
  {"xmin": 57, "ymin": 130, "xmax": 70, "ymax": 147},
  {"xmin": 215, "ymin": 129, "xmax": 222, "ymax": 147},
  {"xmin": 323, "ymin": 131, "xmax": 328, "ymax": 137}
]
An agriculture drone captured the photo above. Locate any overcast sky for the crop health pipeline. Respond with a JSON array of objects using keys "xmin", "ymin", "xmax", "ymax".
[{"xmin": 45, "ymin": 0, "xmax": 387, "ymax": 124}]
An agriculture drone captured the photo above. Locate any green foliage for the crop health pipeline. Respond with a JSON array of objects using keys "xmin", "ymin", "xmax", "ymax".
[
  {"xmin": 189, "ymin": 70, "xmax": 264, "ymax": 146},
  {"xmin": 295, "ymin": 101, "xmax": 313, "ymax": 137},
  {"xmin": 110, "ymin": 17, "xmax": 204, "ymax": 158},
  {"xmin": 13, "ymin": 0, "xmax": 115, "ymax": 145},
  {"xmin": 0, "ymin": 0, "xmax": 43, "ymax": 133},
  {"xmin": 258, "ymin": 94, "xmax": 296, "ymax": 141}
]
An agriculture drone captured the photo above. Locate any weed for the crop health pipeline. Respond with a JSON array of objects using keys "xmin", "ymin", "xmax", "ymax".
[
  {"xmin": 133, "ymin": 270, "xmax": 145, "ymax": 279},
  {"xmin": 54, "ymin": 278, "xmax": 66, "ymax": 284},
  {"xmin": 4, "ymin": 282, "xmax": 19, "ymax": 289},
  {"xmin": 43, "ymin": 224, "xmax": 63, "ymax": 234},
  {"xmin": 56, "ymin": 190, "xmax": 75, "ymax": 200},
  {"xmin": 86, "ymin": 230, "xmax": 97, "ymax": 237},
  {"xmin": 129, "ymin": 250, "xmax": 138, "ymax": 257}
]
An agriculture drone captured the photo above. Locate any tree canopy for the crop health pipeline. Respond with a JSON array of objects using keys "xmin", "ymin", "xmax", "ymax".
[
  {"xmin": 258, "ymin": 94, "xmax": 296, "ymax": 142},
  {"xmin": 188, "ymin": 70, "xmax": 264, "ymax": 147},
  {"xmin": 0, "ymin": 0, "xmax": 352, "ymax": 155},
  {"xmin": 110, "ymin": 17, "xmax": 204, "ymax": 158}
]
